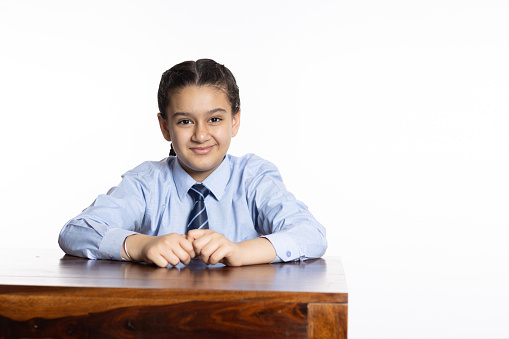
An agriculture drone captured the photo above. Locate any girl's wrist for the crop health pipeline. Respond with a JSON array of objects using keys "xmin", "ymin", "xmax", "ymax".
[
  {"xmin": 237, "ymin": 237, "xmax": 276, "ymax": 266},
  {"xmin": 123, "ymin": 234, "xmax": 148, "ymax": 262},
  {"xmin": 123, "ymin": 235, "xmax": 134, "ymax": 261}
]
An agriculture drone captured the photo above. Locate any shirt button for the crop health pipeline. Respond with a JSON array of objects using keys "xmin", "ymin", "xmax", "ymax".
[{"xmin": 286, "ymin": 251, "xmax": 291, "ymax": 258}]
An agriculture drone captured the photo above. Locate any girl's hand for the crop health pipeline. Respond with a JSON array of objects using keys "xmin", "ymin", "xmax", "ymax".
[
  {"xmin": 187, "ymin": 229, "xmax": 277, "ymax": 266},
  {"xmin": 124, "ymin": 233, "xmax": 196, "ymax": 267},
  {"xmin": 187, "ymin": 229, "xmax": 242, "ymax": 266}
]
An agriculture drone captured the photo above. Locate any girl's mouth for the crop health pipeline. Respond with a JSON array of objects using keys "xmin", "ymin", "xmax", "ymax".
[{"xmin": 190, "ymin": 145, "xmax": 215, "ymax": 155}]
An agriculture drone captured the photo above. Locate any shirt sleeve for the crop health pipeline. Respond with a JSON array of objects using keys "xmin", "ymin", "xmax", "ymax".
[
  {"xmin": 246, "ymin": 158, "xmax": 328, "ymax": 262},
  {"xmin": 58, "ymin": 169, "xmax": 150, "ymax": 261}
]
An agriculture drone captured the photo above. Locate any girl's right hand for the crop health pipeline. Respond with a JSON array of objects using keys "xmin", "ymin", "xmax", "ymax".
[{"xmin": 124, "ymin": 233, "xmax": 196, "ymax": 267}]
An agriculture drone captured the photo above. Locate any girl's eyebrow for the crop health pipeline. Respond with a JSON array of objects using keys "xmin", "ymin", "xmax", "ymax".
[
  {"xmin": 173, "ymin": 108, "xmax": 227, "ymax": 117},
  {"xmin": 208, "ymin": 108, "xmax": 227, "ymax": 115}
]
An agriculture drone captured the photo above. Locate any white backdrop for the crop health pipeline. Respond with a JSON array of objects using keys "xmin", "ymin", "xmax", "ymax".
[{"xmin": 1, "ymin": 1, "xmax": 508, "ymax": 338}]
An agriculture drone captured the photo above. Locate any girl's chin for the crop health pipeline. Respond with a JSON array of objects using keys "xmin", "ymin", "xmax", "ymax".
[{"xmin": 180, "ymin": 158, "xmax": 224, "ymax": 180}]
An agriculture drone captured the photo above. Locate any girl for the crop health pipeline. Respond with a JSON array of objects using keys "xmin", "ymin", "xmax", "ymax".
[{"xmin": 59, "ymin": 59, "xmax": 327, "ymax": 267}]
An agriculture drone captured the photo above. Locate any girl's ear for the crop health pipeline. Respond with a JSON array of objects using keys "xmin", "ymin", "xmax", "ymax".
[
  {"xmin": 157, "ymin": 113, "xmax": 172, "ymax": 141},
  {"xmin": 232, "ymin": 109, "xmax": 241, "ymax": 137}
]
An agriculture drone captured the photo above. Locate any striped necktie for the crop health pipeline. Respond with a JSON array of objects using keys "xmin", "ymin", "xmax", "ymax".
[{"xmin": 187, "ymin": 184, "xmax": 210, "ymax": 233}]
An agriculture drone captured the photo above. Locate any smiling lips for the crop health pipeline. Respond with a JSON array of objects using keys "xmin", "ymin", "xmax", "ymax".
[{"xmin": 190, "ymin": 145, "xmax": 215, "ymax": 155}]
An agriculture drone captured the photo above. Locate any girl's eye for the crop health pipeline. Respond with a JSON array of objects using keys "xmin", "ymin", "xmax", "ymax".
[
  {"xmin": 210, "ymin": 117, "xmax": 222, "ymax": 123},
  {"xmin": 178, "ymin": 119, "xmax": 191, "ymax": 125}
]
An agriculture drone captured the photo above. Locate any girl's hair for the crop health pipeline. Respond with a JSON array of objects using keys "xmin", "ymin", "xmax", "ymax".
[{"xmin": 157, "ymin": 59, "xmax": 241, "ymax": 120}]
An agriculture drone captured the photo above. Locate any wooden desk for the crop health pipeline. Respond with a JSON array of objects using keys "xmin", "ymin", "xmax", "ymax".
[{"xmin": 0, "ymin": 250, "xmax": 347, "ymax": 338}]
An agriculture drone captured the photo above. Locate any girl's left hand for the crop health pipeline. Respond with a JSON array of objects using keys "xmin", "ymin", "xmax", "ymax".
[{"xmin": 186, "ymin": 229, "xmax": 242, "ymax": 266}]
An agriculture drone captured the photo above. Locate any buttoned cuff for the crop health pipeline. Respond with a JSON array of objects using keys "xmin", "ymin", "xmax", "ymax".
[
  {"xmin": 262, "ymin": 233, "xmax": 301, "ymax": 263},
  {"xmin": 99, "ymin": 228, "xmax": 138, "ymax": 261}
]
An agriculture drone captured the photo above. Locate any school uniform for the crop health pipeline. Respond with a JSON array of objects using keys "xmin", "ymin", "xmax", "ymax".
[{"xmin": 59, "ymin": 153, "xmax": 327, "ymax": 262}]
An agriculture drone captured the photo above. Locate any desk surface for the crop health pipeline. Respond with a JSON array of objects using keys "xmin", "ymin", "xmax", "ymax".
[
  {"xmin": 0, "ymin": 250, "xmax": 348, "ymax": 338},
  {"xmin": 0, "ymin": 249, "xmax": 347, "ymax": 297}
]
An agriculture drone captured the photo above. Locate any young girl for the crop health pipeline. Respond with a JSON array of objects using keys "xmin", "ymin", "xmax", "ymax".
[{"xmin": 59, "ymin": 59, "xmax": 327, "ymax": 267}]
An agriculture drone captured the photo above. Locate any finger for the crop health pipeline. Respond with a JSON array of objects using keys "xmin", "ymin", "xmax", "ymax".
[
  {"xmin": 191, "ymin": 234, "xmax": 211, "ymax": 256},
  {"xmin": 187, "ymin": 229, "xmax": 208, "ymax": 242},
  {"xmin": 151, "ymin": 255, "xmax": 170, "ymax": 268},
  {"xmin": 179, "ymin": 238, "xmax": 196, "ymax": 258},
  {"xmin": 172, "ymin": 246, "xmax": 192, "ymax": 265},
  {"xmin": 200, "ymin": 241, "xmax": 222, "ymax": 265},
  {"xmin": 209, "ymin": 245, "xmax": 230, "ymax": 265},
  {"xmin": 161, "ymin": 251, "xmax": 180, "ymax": 267},
  {"xmin": 144, "ymin": 248, "xmax": 169, "ymax": 267}
]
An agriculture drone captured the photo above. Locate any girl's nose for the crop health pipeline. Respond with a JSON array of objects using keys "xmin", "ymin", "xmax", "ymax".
[{"xmin": 192, "ymin": 123, "xmax": 210, "ymax": 142}]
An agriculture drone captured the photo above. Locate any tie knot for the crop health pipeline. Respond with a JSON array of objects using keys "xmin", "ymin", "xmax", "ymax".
[{"xmin": 188, "ymin": 184, "xmax": 210, "ymax": 201}]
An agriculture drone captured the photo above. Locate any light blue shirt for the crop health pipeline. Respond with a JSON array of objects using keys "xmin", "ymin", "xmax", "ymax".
[{"xmin": 59, "ymin": 154, "xmax": 327, "ymax": 262}]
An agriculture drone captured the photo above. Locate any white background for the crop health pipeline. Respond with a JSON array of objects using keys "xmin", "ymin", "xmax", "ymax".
[{"xmin": 1, "ymin": 1, "xmax": 508, "ymax": 337}]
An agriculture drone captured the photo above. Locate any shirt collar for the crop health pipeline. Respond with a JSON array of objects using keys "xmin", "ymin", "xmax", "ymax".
[{"xmin": 172, "ymin": 155, "xmax": 231, "ymax": 202}]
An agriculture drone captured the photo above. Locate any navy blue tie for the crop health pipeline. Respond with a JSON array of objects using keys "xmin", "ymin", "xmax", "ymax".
[{"xmin": 187, "ymin": 184, "xmax": 210, "ymax": 233}]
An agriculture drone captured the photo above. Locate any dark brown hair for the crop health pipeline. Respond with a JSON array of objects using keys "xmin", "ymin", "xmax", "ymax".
[{"xmin": 157, "ymin": 59, "xmax": 240, "ymax": 120}]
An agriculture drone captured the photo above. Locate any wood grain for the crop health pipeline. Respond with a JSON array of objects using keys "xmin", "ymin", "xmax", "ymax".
[
  {"xmin": 307, "ymin": 303, "xmax": 348, "ymax": 339},
  {"xmin": 0, "ymin": 250, "xmax": 348, "ymax": 338},
  {"xmin": 0, "ymin": 250, "xmax": 348, "ymax": 295},
  {"xmin": 0, "ymin": 301, "xmax": 308, "ymax": 338}
]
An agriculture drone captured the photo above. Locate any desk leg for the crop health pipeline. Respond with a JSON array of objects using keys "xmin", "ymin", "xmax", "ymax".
[{"xmin": 307, "ymin": 303, "xmax": 347, "ymax": 339}]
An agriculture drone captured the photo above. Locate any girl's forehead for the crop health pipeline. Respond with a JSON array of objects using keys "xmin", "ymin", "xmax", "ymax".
[
  {"xmin": 170, "ymin": 85, "xmax": 231, "ymax": 113},
  {"xmin": 172, "ymin": 85, "xmax": 226, "ymax": 99}
]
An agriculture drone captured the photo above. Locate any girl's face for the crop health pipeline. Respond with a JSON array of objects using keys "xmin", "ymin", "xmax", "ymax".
[{"xmin": 158, "ymin": 85, "xmax": 240, "ymax": 182}]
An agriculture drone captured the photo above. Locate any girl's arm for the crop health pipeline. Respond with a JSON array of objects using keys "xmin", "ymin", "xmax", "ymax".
[
  {"xmin": 246, "ymin": 157, "xmax": 328, "ymax": 262},
  {"xmin": 59, "ymin": 168, "xmax": 149, "ymax": 261}
]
